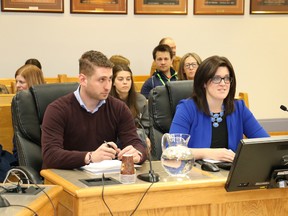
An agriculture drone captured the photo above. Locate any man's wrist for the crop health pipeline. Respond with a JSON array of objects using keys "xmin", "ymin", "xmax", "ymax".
[{"xmin": 85, "ymin": 152, "xmax": 93, "ymax": 165}]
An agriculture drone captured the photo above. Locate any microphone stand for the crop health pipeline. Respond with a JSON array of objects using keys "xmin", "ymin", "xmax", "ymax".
[
  {"xmin": 135, "ymin": 118, "xmax": 160, "ymax": 182},
  {"xmin": 137, "ymin": 153, "xmax": 160, "ymax": 182}
]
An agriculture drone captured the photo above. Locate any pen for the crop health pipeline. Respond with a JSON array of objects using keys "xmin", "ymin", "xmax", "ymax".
[
  {"xmin": 104, "ymin": 141, "xmax": 117, "ymax": 158},
  {"xmin": 104, "ymin": 140, "xmax": 113, "ymax": 149}
]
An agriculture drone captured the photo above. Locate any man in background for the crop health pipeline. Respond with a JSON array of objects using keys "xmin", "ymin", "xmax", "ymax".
[
  {"xmin": 149, "ymin": 37, "xmax": 181, "ymax": 76},
  {"xmin": 141, "ymin": 44, "xmax": 177, "ymax": 99}
]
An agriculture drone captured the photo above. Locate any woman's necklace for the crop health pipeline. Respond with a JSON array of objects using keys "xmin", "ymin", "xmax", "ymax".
[{"xmin": 210, "ymin": 106, "xmax": 224, "ymax": 128}]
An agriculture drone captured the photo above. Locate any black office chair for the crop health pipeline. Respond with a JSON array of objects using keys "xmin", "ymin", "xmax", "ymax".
[
  {"xmin": 148, "ymin": 80, "xmax": 194, "ymax": 160},
  {"xmin": 11, "ymin": 83, "xmax": 78, "ymax": 183}
]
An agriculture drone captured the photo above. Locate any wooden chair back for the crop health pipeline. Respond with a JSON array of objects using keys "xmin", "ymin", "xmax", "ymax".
[
  {"xmin": 0, "ymin": 94, "xmax": 15, "ymax": 105},
  {"xmin": 236, "ymin": 92, "xmax": 249, "ymax": 108},
  {"xmin": 0, "ymin": 104, "xmax": 13, "ymax": 153}
]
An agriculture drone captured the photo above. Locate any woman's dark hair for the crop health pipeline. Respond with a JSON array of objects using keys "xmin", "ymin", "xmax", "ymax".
[
  {"xmin": 192, "ymin": 55, "xmax": 236, "ymax": 116},
  {"xmin": 110, "ymin": 64, "xmax": 139, "ymax": 119},
  {"xmin": 25, "ymin": 58, "xmax": 42, "ymax": 70}
]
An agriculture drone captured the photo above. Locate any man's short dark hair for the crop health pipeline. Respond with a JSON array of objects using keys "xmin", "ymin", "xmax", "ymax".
[
  {"xmin": 152, "ymin": 44, "xmax": 173, "ymax": 60},
  {"xmin": 79, "ymin": 50, "xmax": 114, "ymax": 76}
]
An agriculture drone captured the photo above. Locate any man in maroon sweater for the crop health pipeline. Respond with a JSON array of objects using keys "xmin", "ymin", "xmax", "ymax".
[{"xmin": 41, "ymin": 50, "xmax": 147, "ymax": 169}]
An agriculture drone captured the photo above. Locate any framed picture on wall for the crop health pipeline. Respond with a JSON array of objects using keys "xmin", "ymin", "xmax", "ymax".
[
  {"xmin": 250, "ymin": 0, "xmax": 288, "ymax": 14},
  {"xmin": 134, "ymin": 0, "xmax": 188, "ymax": 15},
  {"xmin": 1, "ymin": 0, "xmax": 64, "ymax": 13},
  {"xmin": 194, "ymin": 0, "xmax": 244, "ymax": 15},
  {"xmin": 71, "ymin": 0, "xmax": 127, "ymax": 14}
]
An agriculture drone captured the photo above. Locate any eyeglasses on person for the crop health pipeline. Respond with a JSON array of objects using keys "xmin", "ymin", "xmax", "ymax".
[
  {"xmin": 184, "ymin": 63, "xmax": 198, "ymax": 69},
  {"xmin": 211, "ymin": 75, "xmax": 233, "ymax": 84}
]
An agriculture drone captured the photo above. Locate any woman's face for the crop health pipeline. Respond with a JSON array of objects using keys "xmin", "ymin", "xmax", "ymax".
[
  {"xmin": 184, "ymin": 56, "xmax": 199, "ymax": 80},
  {"xmin": 15, "ymin": 75, "xmax": 28, "ymax": 92},
  {"xmin": 113, "ymin": 71, "xmax": 132, "ymax": 95},
  {"xmin": 205, "ymin": 66, "xmax": 231, "ymax": 103}
]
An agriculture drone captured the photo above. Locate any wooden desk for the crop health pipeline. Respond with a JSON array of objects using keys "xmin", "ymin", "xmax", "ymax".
[
  {"xmin": 41, "ymin": 162, "xmax": 288, "ymax": 216},
  {"xmin": 0, "ymin": 185, "xmax": 62, "ymax": 216}
]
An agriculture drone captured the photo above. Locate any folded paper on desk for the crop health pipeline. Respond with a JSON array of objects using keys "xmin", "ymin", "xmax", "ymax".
[
  {"xmin": 81, "ymin": 160, "xmax": 122, "ymax": 174},
  {"xmin": 81, "ymin": 160, "xmax": 141, "ymax": 174}
]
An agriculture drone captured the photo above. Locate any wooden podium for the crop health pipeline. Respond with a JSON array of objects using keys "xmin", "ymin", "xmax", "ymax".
[{"xmin": 41, "ymin": 161, "xmax": 288, "ymax": 216}]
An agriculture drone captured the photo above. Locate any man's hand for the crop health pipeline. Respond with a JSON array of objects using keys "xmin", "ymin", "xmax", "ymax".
[
  {"xmin": 87, "ymin": 142, "xmax": 120, "ymax": 163},
  {"xmin": 117, "ymin": 145, "xmax": 141, "ymax": 163}
]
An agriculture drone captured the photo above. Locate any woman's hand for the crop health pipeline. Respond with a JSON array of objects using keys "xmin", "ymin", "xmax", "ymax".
[{"xmin": 194, "ymin": 148, "xmax": 235, "ymax": 162}]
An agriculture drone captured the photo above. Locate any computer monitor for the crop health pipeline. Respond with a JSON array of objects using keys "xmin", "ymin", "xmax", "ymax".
[{"xmin": 225, "ymin": 136, "xmax": 288, "ymax": 192}]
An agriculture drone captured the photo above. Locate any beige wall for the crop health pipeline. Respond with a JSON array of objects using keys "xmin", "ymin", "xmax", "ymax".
[{"xmin": 0, "ymin": 1, "xmax": 287, "ymax": 120}]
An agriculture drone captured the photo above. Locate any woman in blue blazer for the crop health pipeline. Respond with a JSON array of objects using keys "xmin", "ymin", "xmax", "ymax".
[{"xmin": 170, "ymin": 55, "xmax": 269, "ymax": 162}]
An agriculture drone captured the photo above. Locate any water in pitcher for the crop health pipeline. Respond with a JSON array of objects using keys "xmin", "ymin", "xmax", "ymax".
[{"xmin": 161, "ymin": 145, "xmax": 194, "ymax": 176}]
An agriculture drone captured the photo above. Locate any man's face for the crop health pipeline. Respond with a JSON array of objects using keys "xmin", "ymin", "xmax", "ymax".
[
  {"xmin": 80, "ymin": 66, "xmax": 112, "ymax": 102},
  {"xmin": 154, "ymin": 51, "xmax": 173, "ymax": 73}
]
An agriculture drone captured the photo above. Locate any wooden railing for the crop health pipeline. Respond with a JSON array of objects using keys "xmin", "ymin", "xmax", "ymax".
[
  {"xmin": 235, "ymin": 92, "xmax": 249, "ymax": 109},
  {"xmin": 0, "ymin": 74, "xmax": 149, "ymax": 94}
]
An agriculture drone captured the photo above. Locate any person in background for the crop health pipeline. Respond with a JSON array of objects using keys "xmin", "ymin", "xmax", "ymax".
[
  {"xmin": 110, "ymin": 64, "xmax": 151, "ymax": 151},
  {"xmin": 150, "ymin": 37, "xmax": 181, "ymax": 76},
  {"xmin": 15, "ymin": 64, "xmax": 45, "ymax": 92},
  {"xmin": 141, "ymin": 44, "xmax": 177, "ymax": 99},
  {"xmin": 25, "ymin": 58, "xmax": 42, "ymax": 70},
  {"xmin": 110, "ymin": 55, "xmax": 130, "ymax": 66},
  {"xmin": 13, "ymin": 64, "xmax": 45, "ymax": 164},
  {"xmin": 0, "ymin": 84, "xmax": 9, "ymax": 94},
  {"xmin": 178, "ymin": 52, "xmax": 202, "ymax": 80},
  {"xmin": 41, "ymin": 50, "xmax": 147, "ymax": 169},
  {"xmin": 170, "ymin": 55, "xmax": 269, "ymax": 162}
]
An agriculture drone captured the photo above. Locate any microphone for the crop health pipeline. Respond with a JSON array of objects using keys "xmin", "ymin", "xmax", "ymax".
[
  {"xmin": 135, "ymin": 118, "xmax": 160, "ymax": 182},
  {"xmin": 280, "ymin": 105, "xmax": 288, "ymax": 112}
]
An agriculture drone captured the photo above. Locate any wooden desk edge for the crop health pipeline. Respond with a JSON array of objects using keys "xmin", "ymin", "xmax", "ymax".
[
  {"xmin": 41, "ymin": 168, "xmax": 226, "ymax": 198},
  {"xmin": 16, "ymin": 185, "xmax": 62, "ymax": 216},
  {"xmin": 41, "ymin": 169, "xmax": 80, "ymax": 195}
]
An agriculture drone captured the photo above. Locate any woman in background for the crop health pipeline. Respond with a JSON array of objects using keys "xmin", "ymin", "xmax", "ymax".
[
  {"xmin": 25, "ymin": 58, "xmax": 42, "ymax": 70},
  {"xmin": 170, "ymin": 55, "xmax": 269, "ymax": 162},
  {"xmin": 15, "ymin": 64, "xmax": 45, "ymax": 92},
  {"xmin": 178, "ymin": 52, "xmax": 202, "ymax": 80},
  {"xmin": 109, "ymin": 55, "xmax": 130, "ymax": 66},
  {"xmin": 110, "ymin": 64, "xmax": 151, "ymax": 150},
  {"xmin": 13, "ymin": 64, "xmax": 45, "ymax": 163}
]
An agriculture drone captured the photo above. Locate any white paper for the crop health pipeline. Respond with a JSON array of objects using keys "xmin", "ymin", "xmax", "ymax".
[{"xmin": 81, "ymin": 160, "xmax": 122, "ymax": 174}]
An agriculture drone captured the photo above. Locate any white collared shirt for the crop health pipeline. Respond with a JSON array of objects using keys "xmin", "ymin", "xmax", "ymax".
[{"xmin": 73, "ymin": 86, "xmax": 106, "ymax": 114}]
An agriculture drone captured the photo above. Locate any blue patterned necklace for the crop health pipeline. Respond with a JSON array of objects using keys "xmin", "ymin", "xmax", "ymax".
[{"xmin": 210, "ymin": 106, "xmax": 225, "ymax": 128}]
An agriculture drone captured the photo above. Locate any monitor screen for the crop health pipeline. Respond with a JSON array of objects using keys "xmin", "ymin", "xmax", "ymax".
[{"xmin": 225, "ymin": 136, "xmax": 288, "ymax": 192}]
